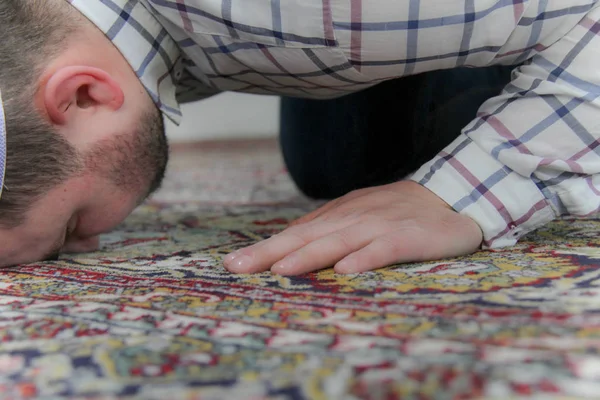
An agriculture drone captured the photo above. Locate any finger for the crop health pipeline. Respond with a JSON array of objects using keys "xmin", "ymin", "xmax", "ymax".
[
  {"xmin": 270, "ymin": 221, "xmax": 387, "ymax": 276},
  {"xmin": 334, "ymin": 219, "xmax": 480, "ymax": 274},
  {"xmin": 223, "ymin": 219, "xmax": 353, "ymax": 274},
  {"xmin": 334, "ymin": 232, "xmax": 423, "ymax": 274}
]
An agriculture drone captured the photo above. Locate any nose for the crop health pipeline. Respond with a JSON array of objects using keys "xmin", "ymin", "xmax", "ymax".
[{"xmin": 62, "ymin": 236, "xmax": 101, "ymax": 254}]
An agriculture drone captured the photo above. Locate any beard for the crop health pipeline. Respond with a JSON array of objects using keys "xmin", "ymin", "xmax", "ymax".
[{"xmin": 85, "ymin": 107, "xmax": 169, "ymax": 201}]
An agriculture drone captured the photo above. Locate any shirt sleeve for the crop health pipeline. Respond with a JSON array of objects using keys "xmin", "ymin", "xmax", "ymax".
[
  {"xmin": 175, "ymin": 68, "xmax": 221, "ymax": 104},
  {"xmin": 410, "ymin": 8, "xmax": 600, "ymax": 248}
]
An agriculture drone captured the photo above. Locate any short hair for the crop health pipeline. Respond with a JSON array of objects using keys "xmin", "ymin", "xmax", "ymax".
[{"xmin": 0, "ymin": 0, "xmax": 85, "ymax": 227}]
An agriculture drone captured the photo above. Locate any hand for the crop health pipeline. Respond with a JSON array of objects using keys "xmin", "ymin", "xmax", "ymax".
[{"xmin": 223, "ymin": 181, "xmax": 483, "ymax": 275}]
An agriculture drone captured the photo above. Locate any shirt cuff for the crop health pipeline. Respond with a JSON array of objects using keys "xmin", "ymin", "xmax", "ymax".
[{"xmin": 409, "ymin": 134, "xmax": 558, "ymax": 249}]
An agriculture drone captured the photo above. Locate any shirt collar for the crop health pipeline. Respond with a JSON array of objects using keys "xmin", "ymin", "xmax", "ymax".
[{"xmin": 69, "ymin": 0, "xmax": 183, "ymax": 124}]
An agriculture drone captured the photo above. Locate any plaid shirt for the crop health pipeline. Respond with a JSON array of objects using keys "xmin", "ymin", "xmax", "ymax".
[{"xmin": 70, "ymin": 0, "xmax": 600, "ymax": 249}]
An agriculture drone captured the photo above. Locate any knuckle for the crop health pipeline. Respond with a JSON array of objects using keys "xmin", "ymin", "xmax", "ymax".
[
  {"xmin": 284, "ymin": 228, "xmax": 312, "ymax": 247},
  {"xmin": 377, "ymin": 235, "xmax": 401, "ymax": 253},
  {"xmin": 330, "ymin": 230, "xmax": 353, "ymax": 252}
]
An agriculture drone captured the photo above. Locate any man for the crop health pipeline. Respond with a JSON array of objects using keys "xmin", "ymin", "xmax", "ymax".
[{"xmin": 0, "ymin": 0, "xmax": 598, "ymax": 275}]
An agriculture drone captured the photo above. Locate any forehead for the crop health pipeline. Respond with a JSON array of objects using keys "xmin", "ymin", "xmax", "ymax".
[
  {"xmin": 0, "ymin": 223, "xmax": 57, "ymax": 266},
  {"xmin": 0, "ymin": 183, "xmax": 75, "ymax": 266}
]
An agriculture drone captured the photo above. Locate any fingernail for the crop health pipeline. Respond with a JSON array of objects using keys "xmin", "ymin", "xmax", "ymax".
[
  {"xmin": 271, "ymin": 262, "xmax": 289, "ymax": 275},
  {"xmin": 336, "ymin": 259, "xmax": 357, "ymax": 274},
  {"xmin": 227, "ymin": 255, "xmax": 254, "ymax": 273},
  {"xmin": 224, "ymin": 251, "xmax": 240, "ymax": 265}
]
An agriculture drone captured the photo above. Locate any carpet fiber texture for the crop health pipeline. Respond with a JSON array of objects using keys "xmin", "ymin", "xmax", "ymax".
[{"xmin": 0, "ymin": 140, "xmax": 599, "ymax": 399}]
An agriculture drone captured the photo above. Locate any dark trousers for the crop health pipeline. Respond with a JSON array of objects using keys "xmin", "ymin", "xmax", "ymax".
[{"xmin": 279, "ymin": 67, "xmax": 514, "ymax": 199}]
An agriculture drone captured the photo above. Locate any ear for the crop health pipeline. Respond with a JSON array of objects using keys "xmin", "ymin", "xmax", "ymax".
[{"xmin": 43, "ymin": 66, "xmax": 125, "ymax": 126}]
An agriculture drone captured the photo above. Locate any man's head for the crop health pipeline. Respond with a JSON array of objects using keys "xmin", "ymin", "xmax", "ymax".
[{"xmin": 0, "ymin": 0, "xmax": 169, "ymax": 265}]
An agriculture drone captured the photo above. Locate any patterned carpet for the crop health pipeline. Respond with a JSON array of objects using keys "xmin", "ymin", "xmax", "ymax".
[{"xmin": 1, "ymin": 139, "xmax": 600, "ymax": 399}]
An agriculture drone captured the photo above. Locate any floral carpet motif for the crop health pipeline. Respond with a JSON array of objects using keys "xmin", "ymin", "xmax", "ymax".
[{"xmin": 1, "ymin": 140, "xmax": 599, "ymax": 399}]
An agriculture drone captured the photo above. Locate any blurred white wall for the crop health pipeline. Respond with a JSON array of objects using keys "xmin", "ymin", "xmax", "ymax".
[{"xmin": 165, "ymin": 92, "xmax": 281, "ymax": 142}]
